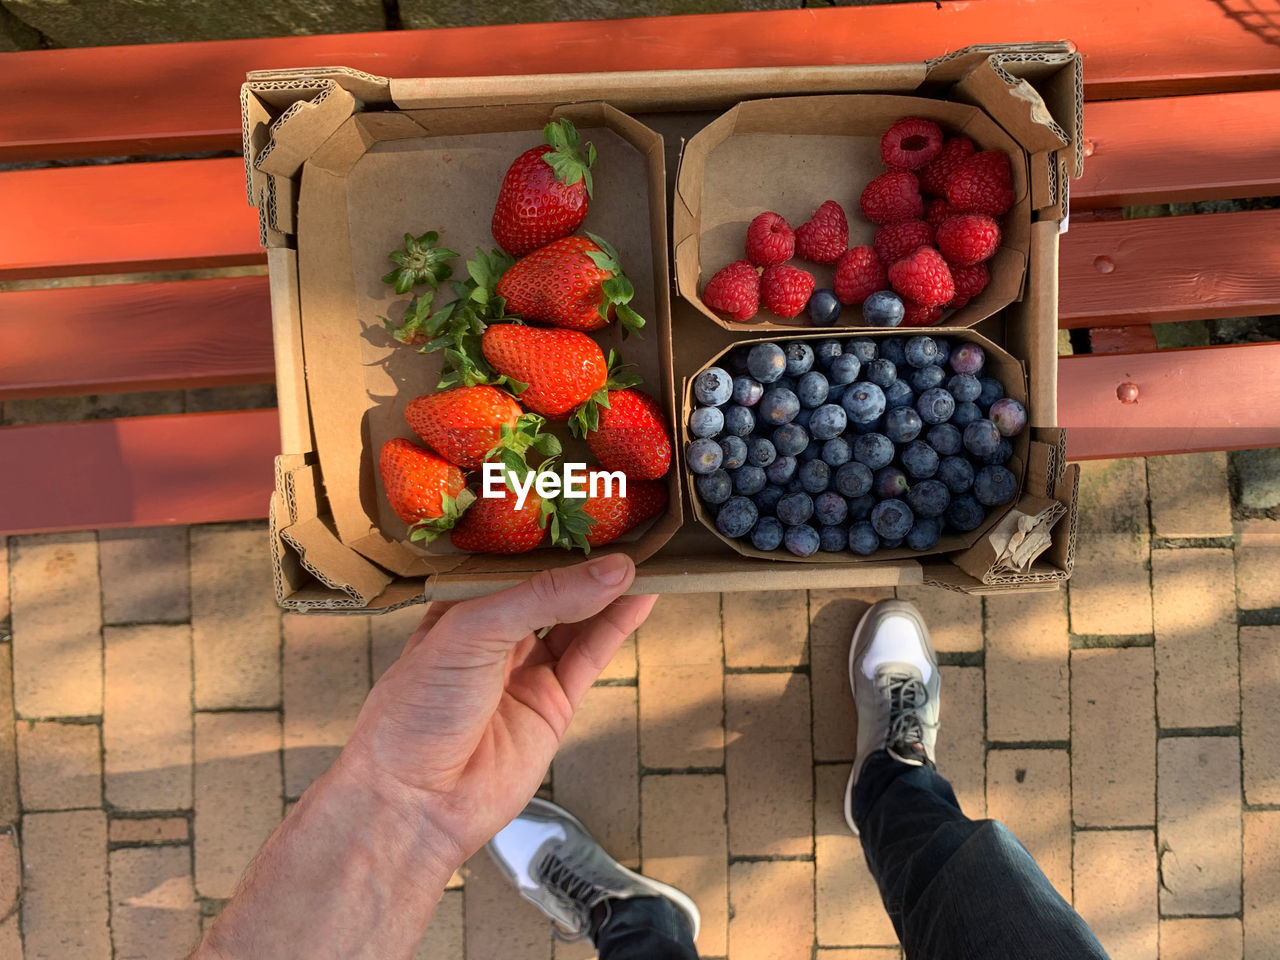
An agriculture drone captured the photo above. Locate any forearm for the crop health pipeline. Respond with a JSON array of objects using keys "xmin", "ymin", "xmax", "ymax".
[{"xmin": 192, "ymin": 751, "xmax": 460, "ymax": 960}]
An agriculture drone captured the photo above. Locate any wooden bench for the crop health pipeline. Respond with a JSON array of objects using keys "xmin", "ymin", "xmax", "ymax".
[{"xmin": 3, "ymin": 0, "xmax": 1279, "ymax": 535}]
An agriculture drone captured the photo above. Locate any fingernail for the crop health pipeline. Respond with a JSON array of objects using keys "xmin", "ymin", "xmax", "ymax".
[{"xmin": 588, "ymin": 553, "xmax": 629, "ymax": 585}]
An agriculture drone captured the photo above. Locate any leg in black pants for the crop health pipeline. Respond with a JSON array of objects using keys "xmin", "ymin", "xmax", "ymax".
[{"xmin": 593, "ymin": 897, "xmax": 699, "ymax": 960}]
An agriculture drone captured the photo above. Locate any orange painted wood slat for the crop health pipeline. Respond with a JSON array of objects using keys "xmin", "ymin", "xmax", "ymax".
[
  {"xmin": 1089, "ymin": 325, "xmax": 1159, "ymax": 354},
  {"xmin": 0, "ymin": 409, "xmax": 279, "ymax": 534},
  {"xmin": 0, "ymin": 158, "xmax": 262, "ymax": 280},
  {"xmin": 1059, "ymin": 343, "xmax": 1280, "ymax": 460},
  {"xmin": 0, "ymin": 277, "xmax": 274, "ymax": 400},
  {"xmin": 4, "ymin": 0, "xmax": 1280, "ymax": 161},
  {"xmin": 1059, "ymin": 209, "xmax": 1280, "ymax": 328}
]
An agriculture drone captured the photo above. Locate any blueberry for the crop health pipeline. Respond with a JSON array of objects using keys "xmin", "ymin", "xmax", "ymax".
[
  {"xmin": 686, "ymin": 438, "xmax": 723, "ymax": 474},
  {"xmin": 689, "ymin": 406, "xmax": 724, "ymax": 438},
  {"xmin": 772, "ymin": 423, "xmax": 810, "ymax": 457},
  {"xmin": 874, "ymin": 465, "xmax": 910, "ymax": 499},
  {"xmin": 947, "ymin": 373, "xmax": 982, "ymax": 403},
  {"xmin": 937, "ymin": 456, "xmax": 975, "ymax": 494},
  {"xmin": 784, "ymin": 524, "xmax": 821, "ymax": 558},
  {"xmin": 715, "ymin": 496, "xmax": 758, "ymax": 538},
  {"xmin": 785, "ymin": 342, "xmax": 816, "ymax": 376},
  {"xmin": 865, "ymin": 358, "xmax": 897, "ymax": 389},
  {"xmin": 884, "ymin": 379, "xmax": 916, "ymax": 410},
  {"xmin": 765, "ymin": 455, "xmax": 798, "ymax": 485},
  {"xmin": 977, "ymin": 376, "xmax": 1005, "ymax": 409},
  {"xmin": 905, "ymin": 517, "xmax": 943, "ymax": 552},
  {"xmin": 885, "ymin": 406, "xmax": 923, "ymax": 444},
  {"xmin": 798, "ymin": 443, "xmax": 824, "ymax": 462},
  {"xmin": 825, "ymin": 382, "xmax": 848, "ymax": 406},
  {"xmin": 853, "ymin": 433, "xmax": 895, "ymax": 470},
  {"xmin": 948, "ymin": 342, "xmax": 985, "ymax": 376},
  {"xmin": 906, "ymin": 478, "xmax": 950, "ymax": 518},
  {"xmin": 900, "ymin": 440, "xmax": 939, "ymax": 479},
  {"xmin": 747, "ymin": 342, "xmax": 787, "ymax": 383},
  {"xmin": 950, "ymin": 401, "xmax": 982, "ymax": 429},
  {"xmin": 792, "ymin": 406, "xmax": 813, "ymax": 430},
  {"xmin": 809, "ymin": 403, "xmax": 847, "ymax": 441},
  {"xmin": 758, "ymin": 387, "xmax": 800, "ymax": 425},
  {"xmin": 808, "ymin": 289, "xmax": 842, "ymax": 326},
  {"xmin": 815, "ymin": 339, "xmax": 843, "ymax": 367},
  {"xmin": 822, "ymin": 437, "xmax": 853, "ymax": 468},
  {"xmin": 861, "ymin": 290, "xmax": 905, "ymax": 327},
  {"xmin": 747, "ymin": 437, "xmax": 776, "ymax": 468},
  {"xmin": 777, "ymin": 491, "xmax": 814, "ymax": 526},
  {"xmin": 934, "ymin": 338, "xmax": 950, "ymax": 367},
  {"xmin": 694, "ymin": 366, "xmax": 733, "ymax": 406},
  {"xmin": 904, "ymin": 336, "xmax": 940, "ymax": 368},
  {"xmin": 972, "ymin": 437, "xmax": 1013, "ymax": 465},
  {"xmin": 842, "ymin": 382, "xmax": 887, "ymax": 423},
  {"xmin": 879, "ymin": 337, "xmax": 908, "ymax": 367},
  {"xmin": 910, "ymin": 364, "xmax": 945, "ymax": 392},
  {"xmin": 847, "ymin": 338, "xmax": 878, "ymax": 364},
  {"xmin": 989, "ymin": 398, "xmax": 1027, "ymax": 437},
  {"xmin": 848, "ymin": 520, "xmax": 881, "ymax": 555},
  {"xmin": 963, "ymin": 418, "xmax": 1002, "ymax": 458},
  {"xmin": 835, "ymin": 461, "xmax": 874, "ymax": 498},
  {"xmin": 974, "ymin": 464, "xmax": 1017, "ymax": 506},
  {"xmin": 798, "ymin": 458, "xmax": 831, "ymax": 494},
  {"xmin": 719, "ymin": 435, "xmax": 748, "ymax": 470},
  {"xmin": 852, "ymin": 416, "xmax": 886, "ymax": 435},
  {"xmin": 829, "ymin": 353, "xmax": 862, "ymax": 385},
  {"xmin": 696, "ymin": 469, "xmax": 733, "ymax": 506},
  {"xmin": 750, "ymin": 516, "xmax": 784, "ymax": 551},
  {"xmin": 814, "ymin": 490, "xmax": 849, "ymax": 526},
  {"xmin": 819, "ymin": 524, "xmax": 848, "ymax": 552},
  {"xmin": 732, "ymin": 376, "xmax": 764, "ymax": 407},
  {"xmin": 916, "ymin": 386, "xmax": 956, "ymax": 425},
  {"xmin": 786, "ymin": 479, "xmax": 806, "ymax": 495},
  {"xmin": 871, "ymin": 498, "xmax": 915, "ymax": 540},
  {"xmin": 945, "ymin": 495, "xmax": 985, "ymax": 532},
  {"xmin": 847, "ymin": 493, "xmax": 877, "ymax": 521},
  {"xmin": 796, "ymin": 370, "xmax": 830, "ymax": 408},
  {"xmin": 774, "ymin": 375, "xmax": 798, "ymax": 395},
  {"xmin": 754, "ymin": 484, "xmax": 785, "ymax": 516},
  {"xmin": 733, "ymin": 464, "xmax": 767, "ymax": 496},
  {"xmin": 722, "ymin": 404, "xmax": 755, "ymax": 437},
  {"xmin": 926, "ymin": 423, "xmax": 963, "ymax": 456},
  {"xmin": 881, "ymin": 537, "xmax": 905, "ymax": 549}
]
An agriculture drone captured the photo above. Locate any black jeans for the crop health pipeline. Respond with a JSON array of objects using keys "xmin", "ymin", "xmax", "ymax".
[{"xmin": 594, "ymin": 751, "xmax": 1109, "ymax": 960}]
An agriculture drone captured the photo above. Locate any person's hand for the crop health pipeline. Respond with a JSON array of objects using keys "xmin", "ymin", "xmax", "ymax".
[{"xmin": 337, "ymin": 553, "xmax": 656, "ymax": 878}]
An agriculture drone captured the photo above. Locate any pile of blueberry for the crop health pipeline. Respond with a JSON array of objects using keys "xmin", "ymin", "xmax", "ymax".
[{"xmin": 685, "ymin": 335, "xmax": 1027, "ymax": 558}]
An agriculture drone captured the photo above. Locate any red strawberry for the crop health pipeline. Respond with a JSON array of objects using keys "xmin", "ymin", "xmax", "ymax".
[
  {"xmin": 404, "ymin": 385, "xmax": 521, "ymax": 470},
  {"xmin": 919, "ymin": 136, "xmax": 976, "ymax": 196},
  {"xmin": 923, "ymin": 197, "xmax": 958, "ymax": 229},
  {"xmin": 900, "ymin": 298, "xmax": 944, "ymax": 327},
  {"xmin": 888, "ymin": 246, "xmax": 955, "ymax": 308},
  {"xmin": 551, "ymin": 477, "xmax": 669, "ymax": 549},
  {"xmin": 880, "ymin": 117, "xmax": 943, "ymax": 170},
  {"xmin": 745, "ymin": 212, "xmax": 795, "ymax": 267},
  {"xmin": 947, "ymin": 151, "xmax": 1015, "ymax": 216},
  {"xmin": 874, "ymin": 219, "xmax": 934, "ymax": 266},
  {"xmin": 794, "ymin": 200, "xmax": 849, "ymax": 264},
  {"xmin": 492, "ymin": 118, "xmax": 596, "ymax": 257},
  {"xmin": 859, "ymin": 171, "xmax": 923, "ymax": 225},
  {"xmin": 833, "ymin": 246, "xmax": 887, "ymax": 306},
  {"xmin": 481, "ymin": 325, "xmax": 609, "ymax": 420},
  {"xmin": 760, "ymin": 264, "xmax": 815, "ymax": 318},
  {"xmin": 936, "ymin": 214, "xmax": 1001, "ymax": 266},
  {"xmin": 449, "ymin": 484, "xmax": 548, "ymax": 554},
  {"xmin": 379, "ymin": 438, "xmax": 473, "ymax": 539},
  {"xmin": 495, "ymin": 233, "xmax": 644, "ymax": 336},
  {"xmin": 585, "ymin": 388, "xmax": 672, "ymax": 479},
  {"xmin": 949, "ymin": 261, "xmax": 991, "ymax": 309},
  {"xmin": 702, "ymin": 260, "xmax": 760, "ymax": 322}
]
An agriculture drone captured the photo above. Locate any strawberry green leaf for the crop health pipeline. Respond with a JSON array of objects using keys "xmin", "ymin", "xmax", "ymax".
[
  {"xmin": 568, "ymin": 385, "xmax": 610, "ymax": 439},
  {"xmin": 380, "ymin": 290, "xmax": 436, "ymax": 345},
  {"xmin": 482, "ymin": 413, "xmax": 559, "ymax": 486},
  {"xmin": 407, "ymin": 487, "xmax": 476, "ymax": 542},
  {"xmin": 382, "ymin": 231, "xmax": 458, "ymax": 294},
  {"xmin": 540, "ymin": 118, "xmax": 596, "ymax": 199},
  {"xmin": 604, "ymin": 350, "xmax": 644, "ymax": 391},
  {"xmin": 543, "ymin": 493, "xmax": 596, "ymax": 553}
]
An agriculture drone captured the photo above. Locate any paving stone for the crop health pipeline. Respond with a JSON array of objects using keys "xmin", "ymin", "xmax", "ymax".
[
  {"xmin": 553, "ymin": 685, "xmax": 639, "ymax": 864},
  {"xmin": 1244, "ymin": 811, "xmax": 1280, "ymax": 960},
  {"xmin": 283, "ymin": 613, "xmax": 370, "ymax": 798},
  {"xmin": 723, "ymin": 589, "xmax": 808, "ymax": 668},
  {"xmin": 1069, "ymin": 458, "xmax": 1153, "ymax": 636},
  {"xmin": 1151, "ymin": 548, "xmax": 1239, "ymax": 728},
  {"xmin": 1160, "ymin": 918, "xmax": 1241, "ymax": 960},
  {"xmin": 816, "ymin": 951, "xmax": 900, "ymax": 959},
  {"xmin": 1233, "ymin": 447, "xmax": 1280, "ymax": 510},
  {"xmin": 418, "ymin": 888, "xmax": 463, "ymax": 960},
  {"xmin": 814, "ymin": 763, "xmax": 898, "ymax": 948},
  {"xmin": 110, "ymin": 845, "xmax": 201, "ymax": 959},
  {"xmin": 895, "ymin": 585, "xmax": 983, "ymax": 652},
  {"xmin": 463, "ymin": 849, "xmax": 553, "ymax": 960},
  {"xmin": 937, "ymin": 665, "xmax": 985, "ymax": 818},
  {"xmin": 986, "ymin": 749, "xmax": 1071, "ymax": 900},
  {"xmin": 1073, "ymin": 829, "xmax": 1157, "ymax": 960},
  {"xmin": 1242, "ymin": 626, "xmax": 1280, "ymax": 805},
  {"xmin": 809, "ymin": 588, "xmax": 894, "ymax": 763},
  {"xmin": 641, "ymin": 774, "xmax": 729, "ymax": 956},
  {"xmin": 98, "ymin": 526, "xmax": 190, "ymax": 624},
  {"xmin": 10, "ymin": 531, "xmax": 102, "ymax": 717},
  {"xmin": 1071, "ymin": 647, "xmax": 1156, "ymax": 827},
  {"xmin": 725, "ymin": 672, "xmax": 812, "ymax": 857},
  {"xmin": 21, "ymin": 809, "xmax": 110, "ymax": 960},
  {"xmin": 369, "ymin": 604, "xmax": 423, "ymax": 680},
  {"xmin": 636, "ymin": 593, "xmax": 721, "ymax": 666},
  {"xmin": 191, "ymin": 524, "xmax": 281, "ymax": 710},
  {"xmin": 598, "ymin": 630, "xmax": 637, "ymax": 682},
  {"xmin": 728, "ymin": 860, "xmax": 814, "ymax": 960},
  {"xmin": 109, "ymin": 817, "xmax": 189, "ymax": 844},
  {"xmin": 17, "ymin": 721, "xmax": 101, "ymax": 810},
  {"xmin": 1146, "ymin": 452, "xmax": 1233, "ymax": 539},
  {"xmin": 104, "ymin": 624, "xmax": 192, "ymax": 811},
  {"xmin": 1235, "ymin": 518, "xmax": 1280, "ymax": 611},
  {"xmin": 193, "ymin": 711, "xmax": 282, "ymax": 899},
  {"xmin": 984, "ymin": 589, "xmax": 1069, "ymax": 742},
  {"xmin": 1158, "ymin": 736, "xmax": 1242, "ymax": 916},
  {"xmin": 0, "ymin": 535, "xmax": 8, "ymax": 623},
  {"xmin": 0, "ymin": 826, "xmax": 16, "ymax": 957},
  {"xmin": 0, "ymin": 644, "xmax": 17, "ymax": 822}
]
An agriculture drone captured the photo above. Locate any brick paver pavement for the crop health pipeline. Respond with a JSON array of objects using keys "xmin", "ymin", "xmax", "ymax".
[{"xmin": 1, "ymin": 451, "xmax": 1273, "ymax": 958}]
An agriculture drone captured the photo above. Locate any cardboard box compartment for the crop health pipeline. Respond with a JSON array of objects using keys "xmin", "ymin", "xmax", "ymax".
[{"xmin": 243, "ymin": 43, "xmax": 1082, "ymax": 612}]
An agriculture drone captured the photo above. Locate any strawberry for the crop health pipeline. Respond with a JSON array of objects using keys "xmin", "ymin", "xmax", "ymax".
[
  {"xmin": 380, "ymin": 231, "xmax": 458, "ymax": 295},
  {"xmin": 832, "ymin": 246, "xmax": 886, "ymax": 306},
  {"xmin": 873, "ymin": 219, "xmax": 934, "ymax": 266},
  {"xmin": 702, "ymin": 260, "xmax": 760, "ymax": 322},
  {"xmin": 492, "ymin": 118, "xmax": 596, "ymax": 257},
  {"xmin": 584, "ymin": 388, "xmax": 672, "ymax": 479},
  {"xmin": 760, "ymin": 264, "xmax": 815, "ymax": 318},
  {"xmin": 745, "ymin": 212, "xmax": 795, "ymax": 267},
  {"xmin": 493, "ymin": 233, "xmax": 644, "ymax": 336},
  {"xmin": 888, "ymin": 246, "xmax": 955, "ymax": 309},
  {"xmin": 880, "ymin": 117, "xmax": 943, "ymax": 171},
  {"xmin": 379, "ymin": 438, "xmax": 473, "ymax": 540},
  {"xmin": 550, "ymin": 476, "xmax": 669, "ymax": 550},
  {"xmin": 946, "ymin": 151, "xmax": 1015, "ymax": 217},
  {"xmin": 936, "ymin": 214, "xmax": 1001, "ymax": 266},
  {"xmin": 859, "ymin": 171, "xmax": 923, "ymax": 225},
  {"xmin": 919, "ymin": 136, "xmax": 976, "ymax": 196},
  {"xmin": 794, "ymin": 201, "xmax": 849, "ymax": 264},
  {"xmin": 449, "ymin": 483, "xmax": 549, "ymax": 554},
  {"xmin": 404, "ymin": 385, "xmax": 560, "ymax": 472}
]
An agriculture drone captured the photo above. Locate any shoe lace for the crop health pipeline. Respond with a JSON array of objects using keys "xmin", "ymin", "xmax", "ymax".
[
  {"xmin": 880, "ymin": 672, "xmax": 932, "ymax": 760},
  {"xmin": 535, "ymin": 851, "xmax": 607, "ymax": 943}
]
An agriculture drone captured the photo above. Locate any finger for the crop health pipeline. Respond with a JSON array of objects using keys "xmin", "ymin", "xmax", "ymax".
[
  {"xmin": 554, "ymin": 593, "xmax": 658, "ymax": 708},
  {"xmin": 401, "ymin": 601, "xmax": 456, "ymax": 658}
]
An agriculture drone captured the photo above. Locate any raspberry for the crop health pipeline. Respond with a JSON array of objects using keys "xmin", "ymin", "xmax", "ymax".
[
  {"xmin": 859, "ymin": 171, "xmax": 923, "ymax": 226},
  {"xmin": 832, "ymin": 246, "xmax": 886, "ymax": 306},
  {"xmin": 900, "ymin": 298, "xmax": 944, "ymax": 327},
  {"xmin": 794, "ymin": 200, "xmax": 849, "ymax": 264},
  {"xmin": 874, "ymin": 219, "xmax": 934, "ymax": 266},
  {"xmin": 880, "ymin": 117, "xmax": 943, "ymax": 170},
  {"xmin": 760, "ymin": 264, "xmax": 815, "ymax": 319},
  {"xmin": 950, "ymin": 261, "xmax": 990, "ymax": 308},
  {"xmin": 701, "ymin": 260, "xmax": 760, "ymax": 322},
  {"xmin": 919, "ymin": 136, "xmax": 976, "ymax": 196},
  {"xmin": 924, "ymin": 197, "xmax": 958, "ymax": 229},
  {"xmin": 947, "ymin": 151, "xmax": 1015, "ymax": 216},
  {"xmin": 888, "ymin": 246, "xmax": 955, "ymax": 308},
  {"xmin": 936, "ymin": 214, "xmax": 1001, "ymax": 266},
  {"xmin": 745, "ymin": 211, "xmax": 794, "ymax": 267}
]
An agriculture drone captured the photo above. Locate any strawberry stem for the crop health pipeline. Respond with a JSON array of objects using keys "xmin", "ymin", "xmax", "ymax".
[
  {"xmin": 541, "ymin": 118, "xmax": 596, "ymax": 199},
  {"xmin": 382, "ymin": 231, "xmax": 459, "ymax": 294},
  {"xmin": 568, "ymin": 351, "xmax": 642, "ymax": 438},
  {"xmin": 407, "ymin": 488, "xmax": 476, "ymax": 543},
  {"xmin": 585, "ymin": 232, "xmax": 646, "ymax": 337},
  {"xmin": 543, "ymin": 492, "xmax": 596, "ymax": 553},
  {"xmin": 484, "ymin": 413, "xmax": 563, "ymax": 486},
  {"xmin": 380, "ymin": 290, "xmax": 436, "ymax": 345}
]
